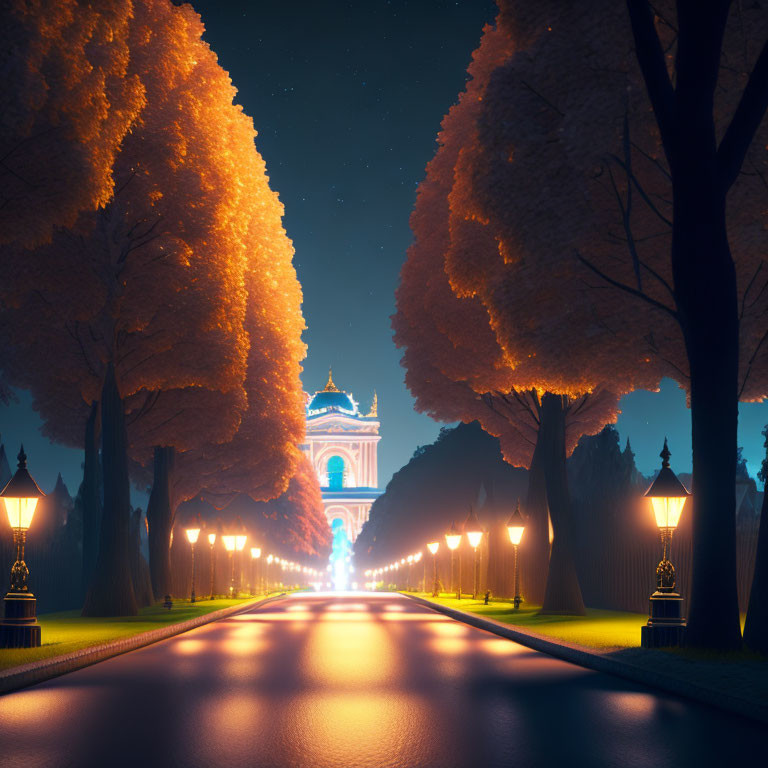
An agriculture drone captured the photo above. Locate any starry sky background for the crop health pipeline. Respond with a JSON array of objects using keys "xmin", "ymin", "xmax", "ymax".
[{"xmin": 1, "ymin": 0, "xmax": 767, "ymax": 500}]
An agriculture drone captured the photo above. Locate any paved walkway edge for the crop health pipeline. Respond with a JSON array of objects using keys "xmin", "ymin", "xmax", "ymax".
[
  {"xmin": 404, "ymin": 593, "xmax": 768, "ymax": 725},
  {"xmin": 0, "ymin": 593, "xmax": 287, "ymax": 696}
]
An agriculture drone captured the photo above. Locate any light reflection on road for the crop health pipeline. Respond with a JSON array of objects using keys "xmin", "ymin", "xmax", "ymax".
[{"xmin": 0, "ymin": 592, "xmax": 764, "ymax": 768}]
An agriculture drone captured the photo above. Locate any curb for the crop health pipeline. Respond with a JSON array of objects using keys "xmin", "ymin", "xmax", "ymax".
[
  {"xmin": 0, "ymin": 593, "xmax": 287, "ymax": 696},
  {"xmin": 404, "ymin": 593, "xmax": 768, "ymax": 726}
]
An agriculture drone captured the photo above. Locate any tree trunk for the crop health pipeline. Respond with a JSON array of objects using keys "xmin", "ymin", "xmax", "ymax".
[
  {"xmin": 147, "ymin": 445, "xmax": 175, "ymax": 600},
  {"xmin": 524, "ymin": 433, "xmax": 550, "ymax": 606},
  {"xmin": 672, "ymin": 105, "xmax": 741, "ymax": 651},
  {"xmin": 743, "ymin": 473, "xmax": 768, "ymax": 653},
  {"xmin": 539, "ymin": 393, "xmax": 585, "ymax": 615},
  {"xmin": 627, "ymin": 0, "xmax": 744, "ymax": 651},
  {"xmin": 130, "ymin": 507, "xmax": 154, "ymax": 608},
  {"xmin": 82, "ymin": 363, "xmax": 137, "ymax": 616},
  {"xmin": 81, "ymin": 400, "xmax": 101, "ymax": 597}
]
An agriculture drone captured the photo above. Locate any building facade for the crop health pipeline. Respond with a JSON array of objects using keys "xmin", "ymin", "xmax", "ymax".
[{"xmin": 302, "ymin": 370, "xmax": 382, "ymax": 543}]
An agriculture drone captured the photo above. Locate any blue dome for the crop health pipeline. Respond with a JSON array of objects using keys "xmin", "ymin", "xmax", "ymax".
[{"xmin": 308, "ymin": 390, "xmax": 356, "ymax": 414}]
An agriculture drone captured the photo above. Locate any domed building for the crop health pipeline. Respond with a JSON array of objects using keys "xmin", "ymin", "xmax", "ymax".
[{"xmin": 302, "ymin": 370, "xmax": 382, "ymax": 543}]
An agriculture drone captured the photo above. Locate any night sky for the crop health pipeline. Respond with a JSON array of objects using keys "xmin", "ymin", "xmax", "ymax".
[{"xmin": 1, "ymin": 0, "xmax": 767, "ymax": 499}]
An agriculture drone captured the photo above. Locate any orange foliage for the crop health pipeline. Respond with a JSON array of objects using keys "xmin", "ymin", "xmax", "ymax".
[
  {"xmin": 393, "ymin": 21, "xmax": 619, "ymax": 468},
  {"xmin": 1, "ymin": 0, "xmax": 306, "ymax": 503},
  {"xmin": 445, "ymin": 1, "xmax": 768, "ymax": 404},
  {"xmin": 0, "ymin": 0, "xmax": 144, "ymax": 248}
]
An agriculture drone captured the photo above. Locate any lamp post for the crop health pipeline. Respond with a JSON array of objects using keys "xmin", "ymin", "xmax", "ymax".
[
  {"xmin": 414, "ymin": 551, "xmax": 423, "ymax": 592},
  {"xmin": 463, "ymin": 507, "xmax": 483, "ymax": 600},
  {"xmin": 445, "ymin": 522, "xmax": 462, "ymax": 600},
  {"xmin": 208, "ymin": 532, "xmax": 217, "ymax": 599},
  {"xmin": 235, "ymin": 534, "xmax": 247, "ymax": 594},
  {"xmin": 185, "ymin": 526, "xmax": 200, "ymax": 603},
  {"xmin": 406, "ymin": 554, "xmax": 414, "ymax": 591},
  {"xmin": 222, "ymin": 535, "xmax": 236, "ymax": 596},
  {"xmin": 427, "ymin": 542, "xmax": 440, "ymax": 596},
  {"xmin": 506, "ymin": 501, "xmax": 526, "ymax": 609},
  {"xmin": 641, "ymin": 439, "xmax": 690, "ymax": 649},
  {"xmin": 0, "ymin": 447, "xmax": 45, "ymax": 648},
  {"xmin": 250, "ymin": 547, "xmax": 261, "ymax": 595}
]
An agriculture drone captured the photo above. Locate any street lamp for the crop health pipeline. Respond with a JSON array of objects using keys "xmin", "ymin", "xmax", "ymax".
[
  {"xmin": 0, "ymin": 446, "xmax": 45, "ymax": 648},
  {"xmin": 207, "ymin": 532, "xmax": 217, "ymax": 599},
  {"xmin": 427, "ymin": 542, "xmax": 440, "ymax": 596},
  {"xmin": 185, "ymin": 526, "xmax": 200, "ymax": 603},
  {"xmin": 414, "ymin": 551, "xmax": 423, "ymax": 592},
  {"xmin": 250, "ymin": 547, "xmax": 261, "ymax": 595},
  {"xmin": 235, "ymin": 534, "xmax": 247, "ymax": 594},
  {"xmin": 445, "ymin": 522, "xmax": 462, "ymax": 600},
  {"xmin": 641, "ymin": 439, "xmax": 690, "ymax": 648},
  {"xmin": 407, "ymin": 554, "xmax": 414, "ymax": 591},
  {"xmin": 463, "ymin": 507, "xmax": 483, "ymax": 600},
  {"xmin": 506, "ymin": 500, "xmax": 526, "ymax": 609},
  {"xmin": 222, "ymin": 535, "xmax": 236, "ymax": 596},
  {"xmin": 267, "ymin": 553, "xmax": 274, "ymax": 592}
]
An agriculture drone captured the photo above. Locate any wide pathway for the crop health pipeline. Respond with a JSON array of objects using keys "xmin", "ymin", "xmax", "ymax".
[{"xmin": 0, "ymin": 593, "xmax": 765, "ymax": 767}]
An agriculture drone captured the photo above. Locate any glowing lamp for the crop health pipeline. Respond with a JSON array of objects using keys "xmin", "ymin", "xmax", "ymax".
[
  {"xmin": 222, "ymin": 535, "xmax": 236, "ymax": 553},
  {"xmin": 414, "ymin": 552, "xmax": 422, "ymax": 562},
  {"xmin": 251, "ymin": 547, "xmax": 261, "ymax": 559},
  {"xmin": 463, "ymin": 508, "xmax": 483, "ymax": 549},
  {"xmin": 427, "ymin": 542, "xmax": 439, "ymax": 555},
  {"xmin": 445, "ymin": 522, "xmax": 462, "ymax": 551},
  {"xmin": 185, "ymin": 527, "xmax": 200, "ymax": 545},
  {"xmin": 407, "ymin": 555, "xmax": 413, "ymax": 564},
  {"xmin": 506, "ymin": 501, "xmax": 526, "ymax": 546},
  {"xmin": 645, "ymin": 440, "xmax": 690, "ymax": 531},
  {"xmin": 235, "ymin": 535, "xmax": 247, "ymax": 551},
  {"xmin": 641, "ymin": 439, "xmax": 689, "ymax": 649},
  {"xmin": 463, "ymin": 508, "xmax": 483, "ymax": 599},
  {"xmin": 0, "ymin": 446, "xmax": 44, "ymax": 648},
  {"xmin": 267, "ymin": 554, "xmax": 274, "ymax": 564},
  {"xmin": 506, "ymin": 500, "xmax": 526, "ymax": 609},
  {"xmin": 208, "ymin": 532, "xmax": 216, "ymax": 546},
  {"xmin": 1, "ymin": 446, "xmax": 44, "ymax": 532}
]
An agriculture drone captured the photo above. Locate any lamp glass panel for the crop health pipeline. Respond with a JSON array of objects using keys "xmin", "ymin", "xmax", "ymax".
[
  {"xmin": 3, "ymin": 497, "xmax": 38, "ymax": 530},
  {"xmin": 650, "ymin": 496, "xmax": 686, "ymax": 529},
  {"xmin": 427, "ymin": 542, "xmax": 439, "ymax": 555},
  {"xmin": 445, "ymin": 533, "xmax": 462, "ymax": 550},
  {"xmin": 208, "ymin": 533, "xmax": 216, "ymax": 545},
  {"xmin": 222, "ymin": 535, "xmax": 236, "ymax": 552},
  {"xmin": 507, "ymin": 526, "xmax": 525, "ymax": 546},
  {"xmin": 466, "ymin": 531, "xmax": 483, "ymax": 548},
  {"xmin": 186, "ymin": 528, "xmax": 200, "ymax": 544},
  {"xmin": 251, "ymin": 547, "xmax": 261, "ymax": 559},
  {"xmin": 235, "ymin": 535, "xmax": 247, "ymax": 551}
]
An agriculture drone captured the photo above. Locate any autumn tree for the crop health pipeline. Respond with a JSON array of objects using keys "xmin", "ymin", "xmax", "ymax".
[
  {"xmin": 393, "ymin": 22, "xmax": 625, "ymax": 613},
  {"xmin": 448, "ymin": 0, "xmax": 768, "ymax": 649},
  {"xmin": 135, "ymin": 174, "xmax": 308, "ymax": 598},
  {"xmin": 0, "ymin": 0, "xmax": 308, "ymax": 615},
  {"xmin": 0, "ymin": 0, "xmax": 144, "ymax": 248},
  {"xmin": 254, "ymin": 455, "xmax": 332, "ymax": 558}
]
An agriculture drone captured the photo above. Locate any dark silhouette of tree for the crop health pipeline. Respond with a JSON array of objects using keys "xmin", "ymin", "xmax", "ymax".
[{"xmin": 443, "ymin": 0, "xmax": 768, "ymax": 649}]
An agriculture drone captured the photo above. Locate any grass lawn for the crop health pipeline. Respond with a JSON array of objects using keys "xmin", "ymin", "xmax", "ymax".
[
  {"xmin": 407, "ymin": 592, "xmax": 647, "ymax": 650},
  {"xmin": 0, "ymin": 594, "xmax": 273, "ymax": 672}
]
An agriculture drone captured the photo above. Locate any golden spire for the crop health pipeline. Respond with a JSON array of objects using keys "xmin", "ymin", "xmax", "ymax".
[
  {"xmin": 323, "ymin": 367, "xmax": 340, "ymax": 393},
  {"xmin": 366, "ymin": 391, "xmax": 378, "ymax": 418}
]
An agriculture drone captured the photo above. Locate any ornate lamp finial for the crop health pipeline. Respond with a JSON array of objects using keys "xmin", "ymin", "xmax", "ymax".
[
  {"xmin": 17, "ymin": 445, "xmax": 27, "ymax": 470},
  {"xmin": 660, "ymin": 437, "xmax": 671, "ymax": 469},
  {"xmin": 367, "ymin": 391, "xmax": 378, "ymax": 417},
  {"xmin": 323, "ymin": 368, "xmax": 340, "ymax": 393}
]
